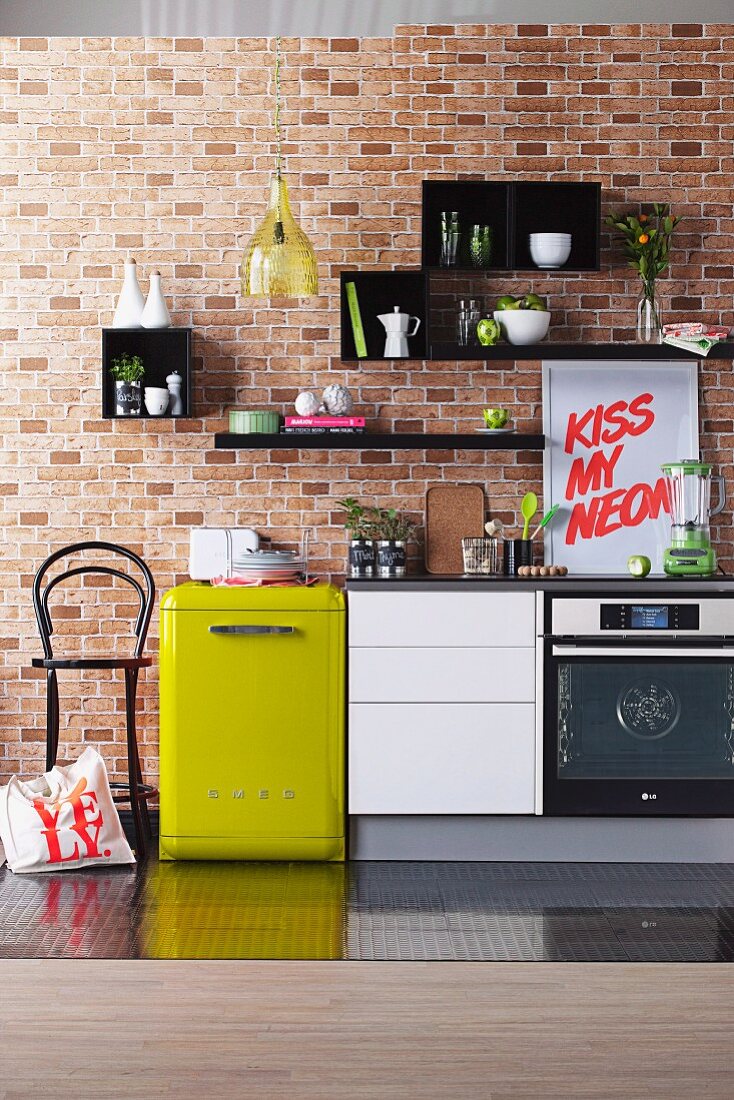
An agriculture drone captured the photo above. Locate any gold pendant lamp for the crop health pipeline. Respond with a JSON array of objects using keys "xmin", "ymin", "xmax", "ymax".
[{"xmin": 241, "ymin": 36, "xmax": 319, "ymax": 298}]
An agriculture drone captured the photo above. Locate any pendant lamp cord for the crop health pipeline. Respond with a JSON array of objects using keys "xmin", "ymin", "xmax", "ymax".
[{"xmin": 274, "ymin": 36, "xmax": 282, "ymax": 180}]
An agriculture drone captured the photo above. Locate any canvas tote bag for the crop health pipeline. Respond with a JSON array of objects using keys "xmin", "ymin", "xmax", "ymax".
[{"xmin": 0, "ymin": 746, "xmax": 135, "ymax": 873}]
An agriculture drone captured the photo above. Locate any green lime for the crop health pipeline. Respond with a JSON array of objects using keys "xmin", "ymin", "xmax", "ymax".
[
  {"xmin": 627, "ymin": 555, "xmax": 652, "ymax": 578},
  {"xmin": 495, "ymin": 295, "xmax": 518, "ymax": 310}
]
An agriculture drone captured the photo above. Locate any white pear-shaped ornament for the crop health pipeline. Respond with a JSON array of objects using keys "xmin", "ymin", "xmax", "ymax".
[
  {"xmin": 141, "ymin": 271, "xmax": 172, "ymax": 329},
  {"xmin": 112, "ymin": 258, "xmax": 145, "ymax": 328}
]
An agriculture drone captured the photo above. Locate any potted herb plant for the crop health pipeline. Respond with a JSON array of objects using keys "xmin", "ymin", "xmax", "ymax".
[
  {"xmin": 110, "ymin": 352, "xmax": 145, "ymax": 416},
  {"xmin": 337, "ymin": 497, "xmax": 375, "ymax": 577},
  {"xmin": 604, "ymin": 202, "xmax": 680, "ymax": 343},
  {"xmin": 368, "ymin": 507, "xmax": 417, "ymax": 578}
]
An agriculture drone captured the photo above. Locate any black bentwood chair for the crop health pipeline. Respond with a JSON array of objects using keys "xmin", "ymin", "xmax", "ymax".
[{"xmin": 31, "ymin": 541, "xmax": 157, "ymax": 859}]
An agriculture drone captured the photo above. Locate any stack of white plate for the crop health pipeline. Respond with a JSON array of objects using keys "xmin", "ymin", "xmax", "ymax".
[
  {"xmin": 231, "ymin": 549, "xmax": 304, "ymax": 582},
  {"xmin": 529, "ymin": 232, "xmax": 572, "ymax": 268}
]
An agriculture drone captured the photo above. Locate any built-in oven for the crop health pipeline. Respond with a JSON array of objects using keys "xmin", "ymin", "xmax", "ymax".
[{"xmin": 541, "ymin": 596, "xmax": 734, "ymax": 816}]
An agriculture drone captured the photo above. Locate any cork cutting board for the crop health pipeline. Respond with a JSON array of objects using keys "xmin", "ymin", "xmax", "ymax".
[{"xmin": 425, "ymin": 485, "xmax": 486, "ymax": 574}]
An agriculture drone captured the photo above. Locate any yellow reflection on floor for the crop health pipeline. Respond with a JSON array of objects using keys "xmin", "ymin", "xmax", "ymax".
[{"xmin": 141, "ymin": 861, "xmax": 347, "ymax": 960}]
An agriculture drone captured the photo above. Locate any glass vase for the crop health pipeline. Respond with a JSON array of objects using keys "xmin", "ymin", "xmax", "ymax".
[
  {"xmin": 636, "ymin": 287, "xmax": 663, "ymax": 343},
  {"xmin": 469, "ymin": 224, "xmax": 493, "ymax": 269}
]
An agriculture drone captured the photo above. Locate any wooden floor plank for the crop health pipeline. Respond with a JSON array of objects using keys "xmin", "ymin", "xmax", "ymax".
[{"xmin": 0, "ymin": 961, "xmax": 732, "ymax": 1099}]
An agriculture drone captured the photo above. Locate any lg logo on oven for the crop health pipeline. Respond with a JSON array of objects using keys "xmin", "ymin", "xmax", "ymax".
[{"xmin": 641, "ymin": 792, "xmax": 657, "ymax": 801}]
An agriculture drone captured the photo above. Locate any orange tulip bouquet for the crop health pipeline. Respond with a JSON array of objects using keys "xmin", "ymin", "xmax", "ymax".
[{"xmin": 605, "ymin": 202, "xmax": 680, "ymax": 342}]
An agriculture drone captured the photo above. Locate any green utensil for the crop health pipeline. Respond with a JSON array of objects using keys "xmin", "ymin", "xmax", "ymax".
[
  {"xmin": 520, "ymin": 491, "xmax": 538, "ymax": 540},
  {"xmin": 529, "ymin": 503, "xmax": 560, "ymax": 540}
]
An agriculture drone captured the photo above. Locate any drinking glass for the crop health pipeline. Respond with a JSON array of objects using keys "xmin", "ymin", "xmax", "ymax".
[
  {"xmin": 457, "ymin": 298, "xmax": 481, "ymax": 346},
  {"xmin": 469, "ymin": 225, "xmax": 493, "ymax": 269},
  {"xmin": 440, "ymin": 211, "xmax": 460, "ymax": 267}
]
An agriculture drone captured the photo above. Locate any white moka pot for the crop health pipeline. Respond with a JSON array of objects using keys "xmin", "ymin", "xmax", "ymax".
[
  {"xmin": 141, "ymin": 271, "xmax": 172, "ymax": 329},
  {"xmin": 112, "ymin": 258, "xmax": 145, "ymax": 328},
  {"xmin": 377, "ymin": 306, "xmax": 421, "ymax": 358}
]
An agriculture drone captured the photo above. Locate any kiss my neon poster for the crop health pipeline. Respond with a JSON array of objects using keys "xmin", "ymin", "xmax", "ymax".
[{"xmin": 542, "ymin": 361, "xmax": 699, "ymax": 574}]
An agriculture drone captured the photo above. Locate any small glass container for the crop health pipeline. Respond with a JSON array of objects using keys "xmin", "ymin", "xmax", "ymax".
[
  {"xmin": 440, "ymin": 211, "xmax": 460, "ymax": 267},
  {"xmin": 457, "ymin": 298, "xmax": 481, "ymax": 346},
  {"xmin": 469, "ymin": 224, "xmax": 493, "ymax": 269},
  {"xmin": 462, "ymin": 537, "xmax": 500, "ymax": 575}
]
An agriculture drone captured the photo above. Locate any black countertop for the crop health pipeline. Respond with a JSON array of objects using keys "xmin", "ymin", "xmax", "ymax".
[{"xmin": 346, "ymin": 573, "xmax": 734, "ymax": 594}]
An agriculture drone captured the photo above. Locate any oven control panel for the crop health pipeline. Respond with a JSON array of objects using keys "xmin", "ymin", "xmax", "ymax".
[
  {"xmin": 550, "ymin": 597, "xmax": 734, "ymax": 637},
  {"xmin": 600, "ymin": 603, "xmax": 699, "ymax": 631}
]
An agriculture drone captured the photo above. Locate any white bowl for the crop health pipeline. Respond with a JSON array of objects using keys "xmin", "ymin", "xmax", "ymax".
[
  {"xmin": 144, "ymin": 387, "xmax": 169, "ymax": 416},
  {"xmin": 493, "ymin": 309, "xmax": 551, "ymax": 345},
  {"xmin": 529, "ymin": 234, "xmax": 572, "ymax": 268}
]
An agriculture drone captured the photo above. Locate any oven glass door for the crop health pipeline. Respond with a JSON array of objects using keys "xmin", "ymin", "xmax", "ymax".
[{"xmin": 543, "ymin": 643, "xmax": 734, "ymax": 815}]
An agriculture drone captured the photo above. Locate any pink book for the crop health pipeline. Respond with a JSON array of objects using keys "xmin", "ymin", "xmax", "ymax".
[{"xmin": 284, "ymin": 416, "xmax": 366, "ymax": 427}]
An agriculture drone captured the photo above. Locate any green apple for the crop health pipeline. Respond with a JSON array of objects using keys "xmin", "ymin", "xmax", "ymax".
[
  {"xmin": 504, "ymin": 298, "xmax": 523, "ymax": 310},
  {"xmin": 523, "ymin": 293, "xmax": 547, "ymax": 311},
  {"xmin": 495, "ymin": 295, "xmax": 517, "ymax": 310},
  {"xmin": 476, "ymin": 318, "xmax": 501, "ymax": 346},
  {"xmin": 627, "ymin": 554, "xmax": 652, "ymax": 578}
]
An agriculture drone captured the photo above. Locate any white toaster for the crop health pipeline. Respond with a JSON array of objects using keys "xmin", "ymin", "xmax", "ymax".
[{"xmin": 188, "ymin": 528, "xmax": 260, "ymax": 580}]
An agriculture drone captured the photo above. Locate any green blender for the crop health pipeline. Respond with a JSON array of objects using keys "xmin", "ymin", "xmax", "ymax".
[{"xmin": 661, "ymin": 459, "xmax": 725, "ymax": 576}]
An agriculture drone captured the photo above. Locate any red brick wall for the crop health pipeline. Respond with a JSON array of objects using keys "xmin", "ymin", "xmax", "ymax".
[{"xmin": 2, "ymin": 24, "xmax": 733, "ymax": 783}]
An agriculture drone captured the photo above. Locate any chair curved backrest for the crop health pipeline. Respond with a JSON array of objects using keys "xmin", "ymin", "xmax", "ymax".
[{"xmin": 32, "ymin": 541, "xmax": 155, "ymax": 660}]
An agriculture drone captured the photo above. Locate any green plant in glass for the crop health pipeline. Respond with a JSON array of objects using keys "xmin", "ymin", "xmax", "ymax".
[
  {"xmin": 604, "ymin": 202, "xmax": 680, "ymax": 342},
  {"xmin": 109, "ymin": 352, "xmax": 145, "ymax": 382}
]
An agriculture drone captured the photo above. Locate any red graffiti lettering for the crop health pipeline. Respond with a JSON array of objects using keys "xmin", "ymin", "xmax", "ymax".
[
  {"xmin": 32, "ymin": 776, "xmax": 106, "ymax": 866},
  {"xmin": 565, "ymin": 445, "xmax": 624, "ymax": 500}
]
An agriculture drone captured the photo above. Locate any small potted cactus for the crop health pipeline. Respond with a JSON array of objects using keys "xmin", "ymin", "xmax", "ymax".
[
  {"xmin": 337, "ymin": 497, "xmax": 375, "ymax": 577},
  {"xmin": 110, "ymin": 352, "xmax": 145, "ymax": 417}
]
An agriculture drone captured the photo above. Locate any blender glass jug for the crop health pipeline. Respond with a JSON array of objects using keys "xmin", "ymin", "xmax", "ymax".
[{"xmin": 661, "ymin": 460, "xmax": 725, "ymax": 575}]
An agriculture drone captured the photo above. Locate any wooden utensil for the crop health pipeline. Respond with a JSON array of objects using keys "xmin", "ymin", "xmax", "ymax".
[
  {"xmin": 426, "ymin": 485, "xmax": 486, "ymax": 574},
  {"xmin": 529, "ymin": 504, "xmax": 560, "ymax": 540}
]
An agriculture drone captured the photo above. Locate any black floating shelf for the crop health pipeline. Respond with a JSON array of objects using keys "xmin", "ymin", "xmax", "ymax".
[
  {"xmin": 431, "ymin": 341, "xmax": 734, "ymax": 362},
  {"xmin": 215, "ymin": 432, "xmax": 545, "ymax": 451}
]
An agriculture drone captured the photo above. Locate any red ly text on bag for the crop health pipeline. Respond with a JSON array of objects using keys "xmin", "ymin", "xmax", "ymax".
[
  {"xmin": 562, "ymin": 392, "xmax": 670, "ymax": 545},
  {"xmin": 32, "ymin": 777, "xmax": 111, "ymax": 865}
]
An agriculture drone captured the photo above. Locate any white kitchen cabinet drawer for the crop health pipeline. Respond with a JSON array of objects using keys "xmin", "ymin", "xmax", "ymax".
[
  {"xmin": 349, "ymin": 703, "xmax": 535, "ymax": 814},
  {"xmin": 350, "ymin": 647, "xmax": 535, "ymax": 703},
  {"xmin": 348, "ymin": 590, "xmax": 536, "ymax": 648}
]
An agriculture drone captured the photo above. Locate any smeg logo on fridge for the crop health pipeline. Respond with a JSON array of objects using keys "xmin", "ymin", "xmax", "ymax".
[{"xmin": 207, "ymin": 788, "xmax": 296, "ymax": 800}]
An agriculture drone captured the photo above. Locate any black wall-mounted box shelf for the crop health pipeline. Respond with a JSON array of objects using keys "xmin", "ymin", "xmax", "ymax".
[
  {"xmin": 214, "ymin": 432, "xmax": 545, "ymax": 451},
  {"xmin": 101, "ymin": 328, "xmax": 193, "ymax": 419},
  {"xmin": 340, "ymin": 271, "xmax": 429, "ymax": 362},
  {"xmin": 421, "ymin": 179, "xmax": 601, "ymax": 272}
]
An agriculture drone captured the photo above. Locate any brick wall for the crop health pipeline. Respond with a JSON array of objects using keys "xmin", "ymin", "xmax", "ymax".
[{"xmin": 1, "ymin": 24, "xmax": 733, "ymax": 784}]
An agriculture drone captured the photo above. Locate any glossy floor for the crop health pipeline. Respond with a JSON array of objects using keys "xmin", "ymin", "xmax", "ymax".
[{"xmin": 2, "ymin": 859, "xmax": 734, "ymax": 960}]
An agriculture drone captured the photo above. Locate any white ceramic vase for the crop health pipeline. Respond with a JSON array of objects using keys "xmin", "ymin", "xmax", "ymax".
[
  {"xmin": 141, "ymin": 271, "xmax": 172, "ymax": 329},
  {"xmin": 112, "ymin": 258, "xmax": 145, "ymax": 328}
]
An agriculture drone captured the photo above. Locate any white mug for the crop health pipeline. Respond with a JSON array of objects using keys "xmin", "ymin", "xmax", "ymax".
[{"xmin": 144, "ymin": 387, "xmax": 169, "ymax": 416}]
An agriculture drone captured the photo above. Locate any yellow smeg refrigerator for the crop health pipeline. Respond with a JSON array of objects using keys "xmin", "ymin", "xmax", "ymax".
[{"xmin": 159, "ymin": 582, "xmax": 345, "ymax": 861}]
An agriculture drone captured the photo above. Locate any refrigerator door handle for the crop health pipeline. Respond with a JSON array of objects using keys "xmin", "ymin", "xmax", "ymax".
[{"xmin": 208, "ymin": 625, "xmax": 295, "ymax": 635}]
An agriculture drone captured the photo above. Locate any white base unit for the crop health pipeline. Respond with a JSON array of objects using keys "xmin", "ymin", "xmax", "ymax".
[
  {"xmin": 347, "ymin": 590, "xmax": 536, "ymax": 648},
  {"xmin": 349, "ymin": 703, "xmax": 536, "ymax": 815},
  {"xmin": 350, "ymin": 647, "xmax": 535, "ymax": 703}
]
